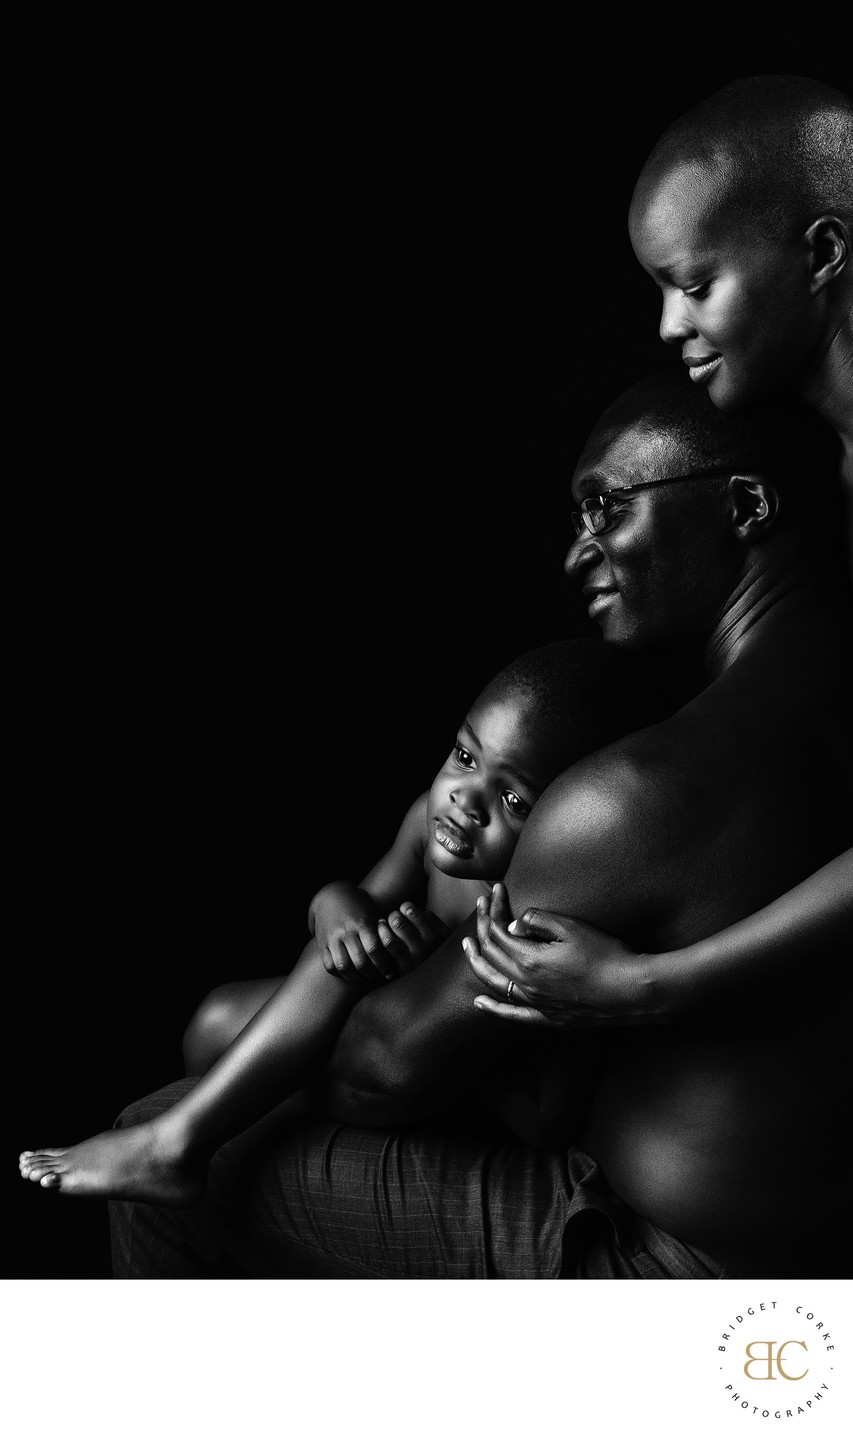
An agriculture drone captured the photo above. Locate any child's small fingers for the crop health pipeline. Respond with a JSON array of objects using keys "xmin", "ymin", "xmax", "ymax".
[
  {"xmin": 329, "ymin": 941, "xmax": 355, "ymax": 975},
  {"xmin": 399, "ymin": 902, "xmax": 429, "ymax": 936},
  {"xmin": 358, "ymin": 927, "xmax": 389, "ymax": 967},
  {"xmin": 377, "ymin": 919, "xmax": 401, "ymax": 953},
  {"xmin": 344, "ymin": 935, "xmax": 373, "ymax": 972},
  {"xmin": 367, "ymin": 923, "xmax": 397, "ymax": 976},
  {"xmin": 388, "ymin": 909, "xmax": 416, "ymax": 944}
]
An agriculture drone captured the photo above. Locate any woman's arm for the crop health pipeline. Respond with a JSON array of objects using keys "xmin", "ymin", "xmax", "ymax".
[{"xmin": 468, "ymin": 848, "xmax": 853, "ymax": 1027}]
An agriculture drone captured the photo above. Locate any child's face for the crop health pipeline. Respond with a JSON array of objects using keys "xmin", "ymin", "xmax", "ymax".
[
  {"xmin": 629, "ymin": 162, "xmax": 821, "ymax": 411},
  {"xmin": 426, "ymin": 690, "xmax": 564, "ymax": 883}
]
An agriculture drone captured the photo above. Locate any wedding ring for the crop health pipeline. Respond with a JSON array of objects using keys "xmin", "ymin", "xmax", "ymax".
[{"xmin": 506, "ymin": 979, "xmax": 516, "ymax": 1004}]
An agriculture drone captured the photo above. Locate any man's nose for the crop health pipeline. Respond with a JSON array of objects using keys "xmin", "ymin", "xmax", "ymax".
[
  {"xmin": 564, "ymin": 528, "xmax": 601, "ymax": 580},
  {"xmin": 659, "ymin": 287, "xmax": 694, "ymax": 344}
]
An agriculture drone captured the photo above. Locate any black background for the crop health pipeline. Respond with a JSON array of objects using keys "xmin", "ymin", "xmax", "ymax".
[{"xmin": 9, "ymin": 8, "xmax": 850, "ymax": 1277}]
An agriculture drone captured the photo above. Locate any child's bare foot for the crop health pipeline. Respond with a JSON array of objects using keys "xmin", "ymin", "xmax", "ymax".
[{"xmin": 18, "ymin": 1123, "xmax": 207, "ymax": 1207}]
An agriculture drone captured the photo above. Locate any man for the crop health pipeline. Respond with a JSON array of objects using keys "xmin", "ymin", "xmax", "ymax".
[
  {"xmin": 475, "ymin": 75, "xmax": 853, "ymax": 1105},
  {"xmin": 109, "ymin": 374, "xmax": 851, "ymax": 1279}
]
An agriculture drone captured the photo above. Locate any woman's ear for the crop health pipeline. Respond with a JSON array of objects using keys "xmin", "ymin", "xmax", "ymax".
[
  {"xmin": 727, "ymin": 476, "xmax": 781, "ymax": 542},
  {"xmin": 804, "ymin": 215, "xmax": 849, "ymax": 295}
]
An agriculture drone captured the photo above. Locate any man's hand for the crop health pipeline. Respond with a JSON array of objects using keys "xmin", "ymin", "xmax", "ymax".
[{"xmin": 463, "ymin": 883, "xmax": 666, "ymax": 1027}]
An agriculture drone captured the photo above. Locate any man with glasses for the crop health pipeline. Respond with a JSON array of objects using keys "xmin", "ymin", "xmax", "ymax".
[{"xmin": 109, "ymin": 372, "xmax": 851, "ymax": 1279}]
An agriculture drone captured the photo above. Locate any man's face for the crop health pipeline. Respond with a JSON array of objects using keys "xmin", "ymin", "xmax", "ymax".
[
  {"xmin": 629, "ymin": 161, "xmax": 821, "ymax": 411},
  {"xmin": 565, "ymin": 421, "xmax": 741, "ymax": 651}
]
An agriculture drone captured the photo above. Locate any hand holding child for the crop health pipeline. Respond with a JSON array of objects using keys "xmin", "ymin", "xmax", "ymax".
[{"xmin": 465, "ymin": 883, "xmax": 662, "ymax": 1027}]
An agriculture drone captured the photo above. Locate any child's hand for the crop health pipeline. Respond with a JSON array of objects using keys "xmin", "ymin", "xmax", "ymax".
[
  {"xmin": 374, "ymin": 903, "xmax": 451, "ymax": 975},
  {"xmin": 321, "ymin": 917, "xmax": 398, "ymax": 982}
]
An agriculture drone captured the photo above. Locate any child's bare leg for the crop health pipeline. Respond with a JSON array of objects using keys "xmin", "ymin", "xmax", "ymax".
[
  {"xmin": 19, "ymin": 938, "xmax": 374, "ymax": 1206},
  {"xmin": 183, "ymin": 977, "xmax": 284, "ymax": 1076}
]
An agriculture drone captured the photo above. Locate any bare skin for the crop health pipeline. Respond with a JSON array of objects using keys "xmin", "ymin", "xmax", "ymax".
[
  {"xmin": 19, "ymin": 681, "xmax": 589, "ymax": 1201},
  {"xmin": 476, "ymin": 114, "xmax": 853, "ymax": 1037},
  {"xmin": 183, "ymin": 976, "xmax": 285, "ymax": 1077},
  {"xmin": 315, "ymin": 424, "xmax": 853, "ymax": 1278},
  {"xmin": 17, "ymin": 940, "xmax": 368, "ymax": 1203},
  {"xmin": 18, "ymin": 1126, "xmax": 207, "ymax": 1206}
]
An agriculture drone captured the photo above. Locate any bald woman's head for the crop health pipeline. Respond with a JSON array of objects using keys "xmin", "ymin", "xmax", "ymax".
[
  {"xmin": 633, "ymin": 75, "xmax": 853, "ymax": 240},
  {"xmin": 629, "ymin": 76, "xmax": 853, "ymax": 414}
]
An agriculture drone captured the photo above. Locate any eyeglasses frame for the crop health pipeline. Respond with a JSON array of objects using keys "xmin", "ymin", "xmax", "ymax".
[{"xmin": 571, "ymin": 466, "xmax": 738, "ymax": 538}]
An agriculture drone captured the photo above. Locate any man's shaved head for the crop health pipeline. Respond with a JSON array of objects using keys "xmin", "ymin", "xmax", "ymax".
[
  {"xmin": 578, "ymin": 372, "xmax": 841, "ymax": 509},
  {"xmin": 632, "ymin": 75, "xmax": 853, "ymax": 241},
  {"xmin": 567, "ymin": 373, "xmax": 845, "ymax": 652},
  {"xmin": 574, "ymin": 370, "xmax": 838, "ymax": 528}
]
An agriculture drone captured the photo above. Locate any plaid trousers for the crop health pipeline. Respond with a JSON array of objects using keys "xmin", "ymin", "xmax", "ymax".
[{"xmin": 109, "ymin": 1079, "xmax": 727, "ymax": 1280}]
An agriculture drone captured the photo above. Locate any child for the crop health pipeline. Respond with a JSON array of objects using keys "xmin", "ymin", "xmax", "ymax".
[
  {"xmin": 20, "ymin": 637, "xmax": 647, "ymax": 1205},
  {"xmin": 470, "ymin": 75, "xmax": 853, "ymax": 1037}
]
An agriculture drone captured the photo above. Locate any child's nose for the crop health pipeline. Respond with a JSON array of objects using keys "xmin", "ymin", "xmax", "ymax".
[
  {"xmin": 451, "ymin": 781, "xmax": 488, "ymax": 824},
  {"xmin": 659, "ymin": 288, "xmax": 694, "ymax": 344}
]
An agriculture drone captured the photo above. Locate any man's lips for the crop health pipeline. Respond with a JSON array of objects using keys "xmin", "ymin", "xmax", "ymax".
[
  {"xmin": 683, "ymin": 352, "xmax": 722, "ymax": 384},
  {"xmin": 433, "ymin": 815, "xmax": 474, "ymax": 857},
  {"xmin": 583, "ymin": 585, "xmax": 618, "ymax": 616}
]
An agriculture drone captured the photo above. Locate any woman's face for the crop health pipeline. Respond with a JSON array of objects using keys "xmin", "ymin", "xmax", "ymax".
[{"xmin": 629, "ymin": 161, "xmax": 823, "ymax": 411}]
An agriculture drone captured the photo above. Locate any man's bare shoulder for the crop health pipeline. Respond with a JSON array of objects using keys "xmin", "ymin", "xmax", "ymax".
[
  {"xmin": 529, "ymin": 714, "xmax": 696, "ymax": 839},
  {"xmin": 505, "ymin": 714, "xmax": 704, "ymax": 935}
]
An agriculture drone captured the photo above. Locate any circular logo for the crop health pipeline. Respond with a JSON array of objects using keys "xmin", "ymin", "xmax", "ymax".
[{"xmin": 715, "ymin": 1300, "xmax": 838, "ymax": 1422}]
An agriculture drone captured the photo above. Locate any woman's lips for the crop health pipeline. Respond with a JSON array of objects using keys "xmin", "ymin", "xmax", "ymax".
[
  {"xmin": 685, "ymin": 354, "xmax": 722, "ymax": 384},
  {"xmin": 433, "ymin": 816, "xmax": 473, "ymax": 857}
]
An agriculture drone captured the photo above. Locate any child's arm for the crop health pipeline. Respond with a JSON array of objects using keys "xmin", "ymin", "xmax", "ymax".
[{"xmin": 309, "ymin": 793, "xmax": 448, "ymax": 979}]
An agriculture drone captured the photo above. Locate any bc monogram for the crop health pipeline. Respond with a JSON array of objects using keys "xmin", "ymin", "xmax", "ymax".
[
  {"xmin": 719, "ymin": 1305, "xmax": 836, "ymax": 1419},
  {"xmin": 743, "ymin": 1341, "xmax": 809, "ymax": 1381}
]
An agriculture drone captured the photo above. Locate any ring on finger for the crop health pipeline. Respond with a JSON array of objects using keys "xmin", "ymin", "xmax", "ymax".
[{"xmin": 506, "ymin": 979, "xmax": 516, "ymax": 1004}]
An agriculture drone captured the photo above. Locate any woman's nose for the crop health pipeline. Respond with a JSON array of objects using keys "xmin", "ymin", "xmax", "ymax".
[{"xmin": 659, "ymin": 287, "xmax": 695, "ymax": 344}]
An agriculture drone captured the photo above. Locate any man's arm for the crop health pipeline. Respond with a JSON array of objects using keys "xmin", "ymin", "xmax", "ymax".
[{"xmin": 319, "ymin": 742, "xmax": 669, "ymax": 1126}]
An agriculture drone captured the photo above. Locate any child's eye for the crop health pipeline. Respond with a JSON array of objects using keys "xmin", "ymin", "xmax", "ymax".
[
  {"xmin": 684, "ymin": 280, "xmax": 711, "ymax": 300},
  {"xmin": 502, "ymin": 790, "xmax": 531, "ymax": 819},
  {"xmin": 454, "ymin": 745, "xmax": 474, "ymax": 768}
]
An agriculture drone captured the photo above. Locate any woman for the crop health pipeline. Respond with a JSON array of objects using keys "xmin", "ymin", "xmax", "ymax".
[{"xmin": 469, "ymin": 75, "xmax": 853, "ymax": 1041}]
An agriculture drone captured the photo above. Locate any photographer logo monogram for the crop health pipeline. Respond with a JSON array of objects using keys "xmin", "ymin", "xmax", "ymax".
[{"xmin": 717, "ymin": 1303, "xmax": 838, "ymax": 1420}]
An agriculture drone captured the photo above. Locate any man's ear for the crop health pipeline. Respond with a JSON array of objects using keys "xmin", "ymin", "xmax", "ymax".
[
  {"xmin": 727, "ymin": 476, "xmax": 781, "ymax": 542},
  {"xmin": 804, "ymin": 215, "xmax": 849, "ymax": 294}
]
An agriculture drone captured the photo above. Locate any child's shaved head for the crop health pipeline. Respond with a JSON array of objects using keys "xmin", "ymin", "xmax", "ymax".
[{"xmin": 632, "ymin": 75, "xmax": 853, "ymax": 242}]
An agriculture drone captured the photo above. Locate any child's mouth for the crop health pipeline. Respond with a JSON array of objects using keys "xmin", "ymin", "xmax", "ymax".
[{"xmin": 433, "ymin": 816, "xmax": 474, "ymax": 858}]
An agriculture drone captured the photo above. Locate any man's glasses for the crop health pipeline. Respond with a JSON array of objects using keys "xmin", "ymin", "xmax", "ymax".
[{"xmin": 571, "ymin": 468, "xmax": 735, "ymax": 537}]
